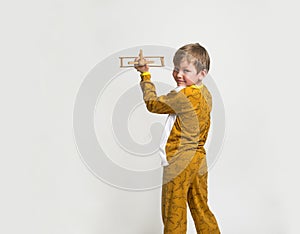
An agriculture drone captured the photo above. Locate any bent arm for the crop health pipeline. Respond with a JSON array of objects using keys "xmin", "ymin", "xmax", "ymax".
[{"xmin": 140, "ymin": 72, "xmax": 184, "ymax": 114}]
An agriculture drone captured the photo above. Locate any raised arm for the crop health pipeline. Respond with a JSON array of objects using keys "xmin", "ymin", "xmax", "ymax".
[
  {"xmin": 134, "ymin": 58, "xmax": 191, "ymax": 115},
  {"xmin": 139, "ymin": 72, "xmax": 194, "ymax": 115},
  {"xmin": 140, "ymin": 72, "xmax": 177, "ymax": 114}
]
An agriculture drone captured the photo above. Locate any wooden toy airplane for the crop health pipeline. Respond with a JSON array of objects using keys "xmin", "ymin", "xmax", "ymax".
[{"xmin": 119, "ymin": 49, "xmax": 165, "ymax": 68}]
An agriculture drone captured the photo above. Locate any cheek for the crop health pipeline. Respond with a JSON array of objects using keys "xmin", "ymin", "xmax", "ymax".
[
  {"xmin": 184, "ymin": 74, "xmax": 192, "ymax": 80},
  {"xmin": 191, "ymin": 74, "xmax": 199, "ymax": 81},
  {"xmin": 184, "ymin": 75, "xmax": 197, "ymax": 84},
  {"xmin": 172, "ymin": 70, "xmax": 177, "ymax": 78}
]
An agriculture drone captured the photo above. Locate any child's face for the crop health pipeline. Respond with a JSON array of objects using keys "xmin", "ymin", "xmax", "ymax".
[{"xmin": 172, "ymin": 59, "xmax": 204, "ymax": 86}]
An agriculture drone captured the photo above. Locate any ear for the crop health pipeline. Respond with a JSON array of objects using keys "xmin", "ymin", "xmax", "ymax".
[{"xmin": 197, "ymin": 69, "xmax": 207, "ymax": 81}]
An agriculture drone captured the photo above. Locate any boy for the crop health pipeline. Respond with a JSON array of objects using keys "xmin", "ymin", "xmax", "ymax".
[{"xmin": 135, "ymin": 43, "xmax": 220, "ymax": 234}]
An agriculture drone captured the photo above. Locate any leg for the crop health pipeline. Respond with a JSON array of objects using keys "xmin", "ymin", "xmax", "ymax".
[
  {"xmin": 161, "ymin": 152, "xmax": 202, "ymax": 234},
  {"xmin": 161, "ymin": 172, "xmax": 189, "ymax": 234},
  {"xmin": 187, "ymin": 158, "xmax": 220, "ymax": 233}
]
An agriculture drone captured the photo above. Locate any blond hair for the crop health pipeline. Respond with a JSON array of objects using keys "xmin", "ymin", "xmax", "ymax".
[{"xmin": 173, "ymin": 43, "xmax": 210, "ymax": 73}]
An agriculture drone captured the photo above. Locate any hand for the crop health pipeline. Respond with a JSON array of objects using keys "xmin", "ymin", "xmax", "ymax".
[
  {"xmin": 135, "ymin": 64, "xmax": 149, "ymax": 73},
  {"xmin": 134, "ymin": 57, "xmax": 149, "ymax": 73}
]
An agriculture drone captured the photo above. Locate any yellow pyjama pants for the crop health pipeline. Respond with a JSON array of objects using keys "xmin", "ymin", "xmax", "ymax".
[{"xmin": 162, "ymin": 152, "xmax": 220, "ymax": 234}]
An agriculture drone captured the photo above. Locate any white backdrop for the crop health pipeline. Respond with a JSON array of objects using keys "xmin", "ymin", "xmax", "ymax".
[{"xmin": 1, "ymin": 0, "xmax": 300, "ymax": 233}]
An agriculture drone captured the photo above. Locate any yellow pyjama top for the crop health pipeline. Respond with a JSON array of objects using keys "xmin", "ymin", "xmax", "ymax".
[{"xmin": 140, "ymin": 72, "xmax": 212, "ymax": 166}]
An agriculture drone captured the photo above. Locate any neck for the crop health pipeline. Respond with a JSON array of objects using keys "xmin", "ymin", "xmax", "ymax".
[{"xmin": 196, "ymin": 81, "xmax": 202, "ymax": 86}]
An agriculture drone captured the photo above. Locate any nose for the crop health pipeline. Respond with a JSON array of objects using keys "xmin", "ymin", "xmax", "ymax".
[{"xmin": 176, "ymin": 70, "xmax": 183, "ymax": 78}]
